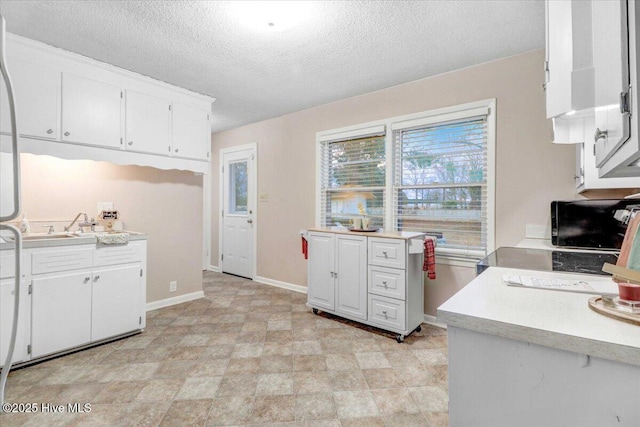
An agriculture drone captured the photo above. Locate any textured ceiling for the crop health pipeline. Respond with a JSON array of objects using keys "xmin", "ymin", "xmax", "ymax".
[{"xmin": 0, "ymin": 1, "xmax": 544, "ymax": 133}]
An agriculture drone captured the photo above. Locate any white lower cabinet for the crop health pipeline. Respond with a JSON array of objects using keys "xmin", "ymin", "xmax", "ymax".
[
  {"xmin": 31, "ymin": 270, "xmax": 93, "ymax": 358},
  {"xmin": 0, "ymin": 250, "xmax": 29, "ymax": 367},
  {"xmin": 307, "ymin": 230, "xmax": 424, "ymax": 342},
  {"xmin": 91, "ymin": 264, "xmax": 142, "ymax": 341},
  {"xmin": 0, "ymin": 239, "xmax": 147, "ymax": 364}
]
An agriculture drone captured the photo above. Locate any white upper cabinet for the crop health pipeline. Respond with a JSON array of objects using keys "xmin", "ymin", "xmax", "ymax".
[
  {"xmin": 592, "ymin": 0, "xmax": 631, "ymax": 168},
  {"xmin": 172, "ymin": 102, "xmax": 210, "ymax": 160},
  {"xmin": 125, "ymin": 90, "xmax": 171, "ymax": 156},
  {"xmin": 62, "ymin": 73, "xmax": 123, "ymax": 149},
  {"xmin": 545, "ymin": 0, "xmax": 594, "ymax": 119},
  {"xmin": 0, "ymin": 59, "xmax": 60, "ymax": 140}
]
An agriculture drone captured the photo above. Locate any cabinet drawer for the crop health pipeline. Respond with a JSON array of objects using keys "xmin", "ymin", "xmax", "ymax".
[
  {"xmin": 31, "ymin": 248, "xmax": 93, "ymax": 275},
  {"xmin": 368, "ymin": 238, "xmax": 405, "ymax": 269},
  {"xmin": 368, "ymin": 294, "xmax": 406, "ymax": 331},
  {"xmin": 369, "ymin": 265, "xmax": 406, "ymax": 300},
  {"xmin": 95, "ymin": 243, "xmax": 143, "ymax": 267}
]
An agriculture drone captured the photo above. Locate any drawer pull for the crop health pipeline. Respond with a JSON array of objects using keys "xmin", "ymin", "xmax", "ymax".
[
  {"xmin": 84, "ymin": 276, "xmax": 91, "ymax": 283},
  {"xmin": 46, "ymin": 129, "xmax": 53, "ymax": 134},
  {"xmin": 382, "ymin": 310, "xmax": 388, "ymax": 317},
  {"xmin": 382, "ymin": 281, "xmax": 388, "ymax": 287},
  {"xmin": 382, "ymin": 251, "xmax": 388, "ymax": 258}
]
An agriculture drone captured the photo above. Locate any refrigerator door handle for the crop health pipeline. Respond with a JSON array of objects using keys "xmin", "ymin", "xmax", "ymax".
[{"xmin": 0, "ymin": 15, "xmax": 21, "ymax": 222}]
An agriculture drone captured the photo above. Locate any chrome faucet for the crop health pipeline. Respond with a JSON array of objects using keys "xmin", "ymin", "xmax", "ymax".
[{"xmin": 64, "ymin": 212, "xmax": 97, "ymax": 232}]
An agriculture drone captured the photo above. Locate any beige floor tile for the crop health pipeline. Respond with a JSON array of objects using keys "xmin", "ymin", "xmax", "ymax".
[
  {"xmin": 256, "ymin": 372, "xmax": 294, "ymax": 396},
  {"xmin": 408, "ymin": 385, "xmax": 449, "ymax": 412},
  {"xmin": 295, "ymin": 392, "xmax": 337, "ymax": 421},
  {"xmin": 216, "ymin": 374, "xmax": 259, "ymax": 397},
  {"xmin": 135, "ymin": 379, "xmax": 184, "ymax": 402},
  {"xmin": 159, "ymin": 399, "xmax": 212, "ymax": 427},
  {"xmin": 175, "ymin": 376, "xmax": 222, "ymax": 400},
  {"xmin": 354, "ymin": 352, "xmax": 391, "ymax": 370},
  {"xmin": 294, "ymin": 371, "xmax": 333, "ymax": 394},
  {"xmin": 251, "ymin": 395, "xmax": 296, "ymax": 423},
  {"xmin": 362, "ymin": 368, "xmax": 405, "ymax": 389},
  {"xmin": 325, "ymin": 353, "xmax": 359, "ymax": 371},
  {"xmin": 328, "ymin": 369, "xmax": 369, "ymax": 392},
  {"xmin": 333, "ymin": 390, "xmax": 380, "ymax": 419},
  {"xmin": 294, "ymin": 354, "xmax": 327, "ymax": 372},
  {"xmin": 371, "ymin": 388, "xmax": 420, "ymax": 416},
  {"xmin": 206, "ymin": 395, "xmax": 254, "ymax": 426}
]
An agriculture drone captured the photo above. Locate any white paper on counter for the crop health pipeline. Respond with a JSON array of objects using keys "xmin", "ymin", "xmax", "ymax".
[{"xmin": 503, "ymin": 274, "xmax": 618, "ymax": 295}]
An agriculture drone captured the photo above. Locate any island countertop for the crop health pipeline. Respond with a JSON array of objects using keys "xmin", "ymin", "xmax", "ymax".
[
  {"xmin": 437, "ymin": 266, "xmax": 640, "ymax": 366},
  {"xmin": 306, "ymin": 227, "xmax": 425, "ymax": 240}
]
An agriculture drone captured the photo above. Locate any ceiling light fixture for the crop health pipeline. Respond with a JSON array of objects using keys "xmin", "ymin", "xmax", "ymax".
[{"xmin": 231, "ymin": 1, "xmax": 312, "ymax": 31}]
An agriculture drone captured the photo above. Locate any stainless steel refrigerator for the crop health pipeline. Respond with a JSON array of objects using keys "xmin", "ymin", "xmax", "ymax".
[{"xmin": 0, "ymin": 13, "xmax": 23, "ymax": 409}]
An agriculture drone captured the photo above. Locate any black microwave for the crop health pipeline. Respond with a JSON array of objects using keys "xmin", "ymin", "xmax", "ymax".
[{"xmin": 551, "ymin": 199, "xmax": 640, "ymax": 249}]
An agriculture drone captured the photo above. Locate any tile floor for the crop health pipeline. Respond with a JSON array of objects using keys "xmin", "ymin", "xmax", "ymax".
[{"xmin": 1, "ymin": 271, "xmax": 449, "ymax": 426}]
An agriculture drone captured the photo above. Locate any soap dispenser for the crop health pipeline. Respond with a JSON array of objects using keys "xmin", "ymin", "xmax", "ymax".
[{"xmin": 19, "ymin": 213, "xmax": 30, "ymax": 234}]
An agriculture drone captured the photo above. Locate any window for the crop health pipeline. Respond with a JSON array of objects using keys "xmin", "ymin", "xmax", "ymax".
[
  {"xmin": 317, "ymin": 100, "xmax": 495, "ymax": 259},
  {"xmin": 318, "ymin": 126, "xmax": 386, "ymax": 229}
]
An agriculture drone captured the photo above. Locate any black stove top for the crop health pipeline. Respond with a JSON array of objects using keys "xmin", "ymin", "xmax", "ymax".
[{"xmin": 477, "ymin": 247, "xmax": 618, "ymax": 276}]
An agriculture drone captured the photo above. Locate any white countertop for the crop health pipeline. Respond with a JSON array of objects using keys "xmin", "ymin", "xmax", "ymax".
[
  {"xmin": 437, "ymin": 266, "xmax": 640, "ymax": 367},
  {"xmin": 307, "ymin": 227, "xmax": 425, "ymax": 240},
  {"xmin": 0, "ymin": 230, "xmax": 147, "ymax": 250}
]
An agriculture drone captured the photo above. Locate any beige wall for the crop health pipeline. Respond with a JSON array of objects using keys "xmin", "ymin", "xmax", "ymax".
[
  {"xmin": 18, "ymin": 153, "xmax": 204, "ymax": 304},
  {"xmin": 211, "ymin": 50, "xmax": 581, "ymax": 316}
]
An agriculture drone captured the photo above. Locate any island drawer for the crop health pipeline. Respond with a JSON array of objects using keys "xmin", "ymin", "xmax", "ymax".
[
  {"xmin": 368, "ymin": 294, "xmax": 405, "ymax": 331},
  {"xmin": 368, "ymin": 238, "xmax": 405, "ymax": 269},
  {"xmin": 369, "ymin": 265, "xmax": 406, "ymax": 300}
]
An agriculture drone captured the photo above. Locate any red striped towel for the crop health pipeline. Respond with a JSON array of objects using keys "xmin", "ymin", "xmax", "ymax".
[
  {"xmin": 302, "ymin": 236, "xmax": 308, "ymax": 260},
  {"xmin": 423, "ymin": 237, "xmax": 436, "ymax": 279}
]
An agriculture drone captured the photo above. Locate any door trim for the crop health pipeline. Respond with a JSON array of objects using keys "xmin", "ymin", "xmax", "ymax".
[{"xmin": 219, "ymin": 143, "xmax": 257, "ymax": 279}]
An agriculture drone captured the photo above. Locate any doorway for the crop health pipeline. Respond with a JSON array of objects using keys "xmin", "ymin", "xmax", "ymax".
[{"xmin": 219, "ymin": 144, "xmax": 256, "ymax": 279}]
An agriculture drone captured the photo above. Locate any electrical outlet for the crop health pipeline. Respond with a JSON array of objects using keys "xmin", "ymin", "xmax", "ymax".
[{"xmin": 169, "ymin": 281, "xmax": 177, "ymax": 293}]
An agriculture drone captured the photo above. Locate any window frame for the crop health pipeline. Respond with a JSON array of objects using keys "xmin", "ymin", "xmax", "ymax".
[{"xmin": 316, "ymin": 99, "xmax": 496, "ymax": 260}]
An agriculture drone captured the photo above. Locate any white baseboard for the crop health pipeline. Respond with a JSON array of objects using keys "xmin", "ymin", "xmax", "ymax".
[
  {"xmin": 254, "ymin": 275, "xmax": 307, "ymax": 294},
  {"xmin": 423, "ymin": 314, "xmax": 447, "ymax": 329},
  {"xmin": 207, "ymin": 265, "xmax": 220, "ymax": 272},
  {"xmin": 146, "ymin": 291, "xmax": 205, "ymax": 312}
]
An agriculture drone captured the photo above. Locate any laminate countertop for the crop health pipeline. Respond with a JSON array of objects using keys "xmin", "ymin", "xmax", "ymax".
[
  {"xmin": 437, "ymin": 266, "xmax": 640, "ymax": 367},
  {"xmin": 0, "ymin": 231, "xmax": 147, "ymax": 250},
  {"xmin": 306, "ymin": 227, "xmax": 425, "ymax": 240}
]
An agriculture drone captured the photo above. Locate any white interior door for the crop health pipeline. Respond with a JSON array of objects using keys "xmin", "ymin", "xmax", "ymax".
[{"xmin": 221, "ymin": 146, "xmax": 255, "ymax": 279}]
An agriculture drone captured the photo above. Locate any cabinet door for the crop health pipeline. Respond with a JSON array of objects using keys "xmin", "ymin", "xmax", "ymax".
[
  {"xmin": 0, "ymin": 277, "xmax": 26, "ymax": 367},
  {"xmin": 172, "ymin": 102, "xmax": 210, "ymax": 160},
  {"xmin": 31, "ymin": 270, "xmax": 92, "ymax": 358},
  {"xmin": 593, "ymin": 0, "xmax": 631, "ymax": 167},
  {"xmin": 125, "ymin": 90, "xmax": 171, "ymax": 155},
  {"xmin": 92, "ymin": 264, "xmax": 142, "ymax": 341},
  {"xmin": 307, "ymin": 232, "xmax": 335, "ymax": 311},
  {"xmin": 335, "ymin": 234, "xmax": 367, "ymax": 321},
  {"xmin": 0, "ymin": 59, "xmax": 60, "ymax": 140},
  {"xmin": 62, "ymin": 73, "xmax": 122, "ymax": 149}
]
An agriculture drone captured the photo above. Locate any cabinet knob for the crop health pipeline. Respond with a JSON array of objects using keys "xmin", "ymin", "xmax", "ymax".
[
  {"xmin": 46, "ymin": 129, "xmax": 53, "ymax": 134},
  {"xmin": 382, "ymin": 281, "xmax": 387, "ymax": 287},
  {"xmin": 594, "ymin": 128, "xmax": 608, "ymax": 142},
  {"xmin": 382, "ymin": 251, "xmax": 388, "ymax": 258},
  {"xmin": 64, "ymin": 131, "xmax": 70, "ymax": 136},
  {"xmin": 93, "ymin": 275, "xmax": 100, "ymax": 282},
  {"xmin": 128, "ymin": 141, "xmax": 133, "ymax": 146},
  {"xmin": 382, "ymin": 310, "xmax": 388, "ymax": 316},
  {"xmin": 84, "ymin": 277, "xmax": 91, "ymax": 283},
  {"xmin": 175, "ymin": 148, "xmax": 179, "ymax": 153}
]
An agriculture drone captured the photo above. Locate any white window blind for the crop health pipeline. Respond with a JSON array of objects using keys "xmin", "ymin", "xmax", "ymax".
[
  {"xmin": 319, "ymin": 133, "xmax": 386, "ymax": 228},
  {"xmin": 393, "ymin": 115, "xmax": 488, "ymax": 258}
]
